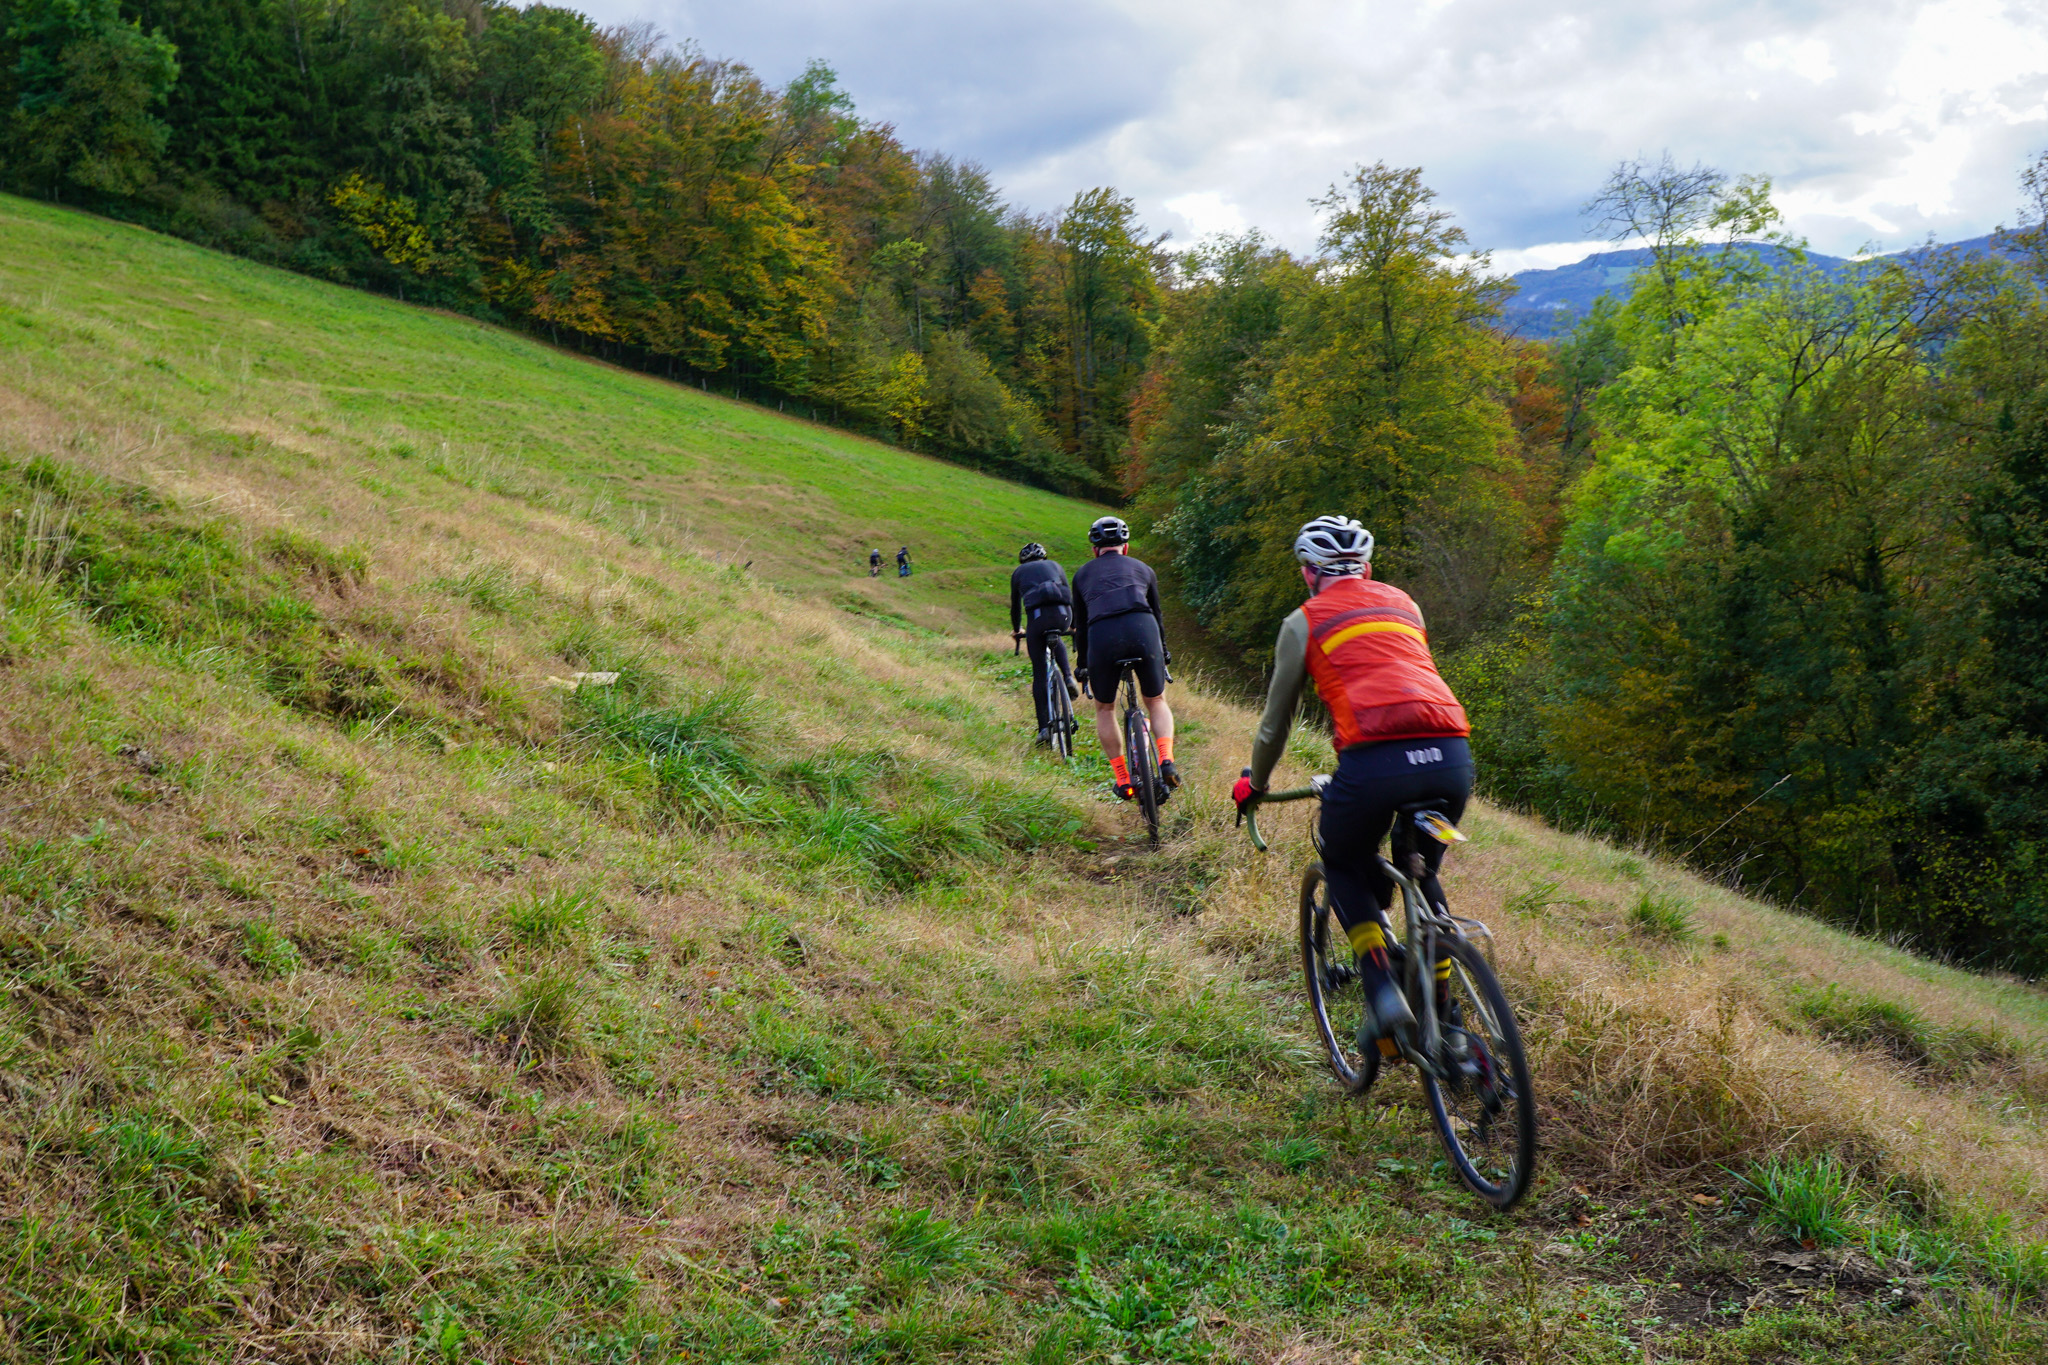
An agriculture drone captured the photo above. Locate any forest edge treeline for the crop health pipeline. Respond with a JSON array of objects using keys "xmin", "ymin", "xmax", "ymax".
[{"xmin": 10, "ymin": 1, "xmax": 2048, "ymax": 970}]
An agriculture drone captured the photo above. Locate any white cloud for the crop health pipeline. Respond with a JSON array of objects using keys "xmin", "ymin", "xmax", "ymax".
[
  {"xmin": 1162, "ymin": 191, "xmax": 1250, "ymax": 241},
  {"xmin": 573, "ymin": 1, "xmax": 2048, "ymax": 260},
  {"xmin": 1479, "ymin": 241, "xmax": 1615, "ymax": 275},
  {"xmin": 1743, "ymin": 36, "xmax": 1837, "ymax": 85}
]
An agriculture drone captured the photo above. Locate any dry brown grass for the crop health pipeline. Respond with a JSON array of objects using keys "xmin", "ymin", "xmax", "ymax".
[{"xmin": 1187, "ymin": 742, "xmax": 2048, "ymax": 1236}]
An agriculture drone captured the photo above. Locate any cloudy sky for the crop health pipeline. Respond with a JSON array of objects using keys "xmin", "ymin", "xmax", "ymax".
[{"xmin": 572, "ymin": 0, "xmax": 2048, "ymax": 272}]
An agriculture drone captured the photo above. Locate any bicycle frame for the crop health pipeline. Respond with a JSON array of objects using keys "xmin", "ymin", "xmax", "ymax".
[
  {"xmin": 1014, "ymin": 627, "xmax": 1078, "ymax": 761},
  {"xmin": 1246, "ymin": 790, "xmax": 1496, "ymax": 1080}
]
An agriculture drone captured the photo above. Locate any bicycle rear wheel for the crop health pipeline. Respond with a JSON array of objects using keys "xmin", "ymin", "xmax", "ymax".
[
  {"xmin": 1299, "ymin": 863, "xmax": 1379, "ymax": 1093},
  {"xmin": 1045, "ymin": 648, "xmax": 1073, "ymax": 763},
  {"xmin": 1419, "ymin": 936, "xmax": 1537, "ymax": 1209},
  {"xmin": 1122, "ymin": 672, "xmax": 1159, "ymax": 844}
]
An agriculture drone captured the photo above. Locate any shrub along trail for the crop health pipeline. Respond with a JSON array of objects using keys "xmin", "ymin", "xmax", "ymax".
[{"xmin": 1, "ymin": 196, "xmax": 2044, "ymax": 1361}]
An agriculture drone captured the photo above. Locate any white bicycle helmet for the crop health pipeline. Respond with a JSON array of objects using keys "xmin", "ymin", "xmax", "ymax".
[{"xmin": 1293, "ymin": 515, "xmax": 1373, "ymax": 574}]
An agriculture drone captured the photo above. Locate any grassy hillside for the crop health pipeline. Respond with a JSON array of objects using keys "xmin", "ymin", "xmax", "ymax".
[
  {"xmin": 1, "ymin": 194, "xmax": 2046, "ymax": 1363},
  {"xmin": 0, "ymin": 195, "xmax": 1107, "ymax": 635}
]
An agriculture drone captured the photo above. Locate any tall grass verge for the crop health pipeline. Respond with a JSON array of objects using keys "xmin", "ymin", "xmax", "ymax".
[
  {"xmin": 0, "ymin": 490, "xmax": 73, "ymax": 662},
  {"xmin": 1793, "ymin": 983, "xmax": 2023, "ymax": 1078}
]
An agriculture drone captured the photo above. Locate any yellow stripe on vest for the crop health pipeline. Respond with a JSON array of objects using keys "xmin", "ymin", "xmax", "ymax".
[{"xmin": 1321, "ymin": 620, "xmax": 1427, "ymax": 653}]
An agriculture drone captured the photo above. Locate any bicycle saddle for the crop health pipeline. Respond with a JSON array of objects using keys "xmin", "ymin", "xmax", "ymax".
[{"xmin": 1397, "ymin": 803, "xmax": 1468, "ymax": 845}]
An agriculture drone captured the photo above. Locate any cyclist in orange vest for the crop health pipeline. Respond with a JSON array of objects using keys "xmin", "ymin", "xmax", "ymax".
[{"xmin": 1231, "ymin": 515, "xmax": 1471, "ymax": 1044}]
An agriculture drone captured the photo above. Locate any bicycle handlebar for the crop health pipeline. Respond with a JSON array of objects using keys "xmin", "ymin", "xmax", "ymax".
[{"xmin": 1237, "ymin": 766, "xmax": 1323, "ymax": 852}]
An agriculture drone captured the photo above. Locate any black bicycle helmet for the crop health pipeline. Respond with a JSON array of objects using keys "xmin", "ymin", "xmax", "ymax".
[
  {"xmin": 1087, "ymin": 516, "xmax": 1131, "ymax": 547},
  {"xmin": 1018, "ymin": 542, "xmax": 1048, "ymax": 564}
]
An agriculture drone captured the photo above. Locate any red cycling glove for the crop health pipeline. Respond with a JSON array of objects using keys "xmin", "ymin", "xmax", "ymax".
[{"xmin": 1231, "ymin": 775, "xmax": 1262, "ymax": 814}]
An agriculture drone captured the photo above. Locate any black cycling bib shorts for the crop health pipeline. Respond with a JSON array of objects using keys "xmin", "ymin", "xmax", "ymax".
[{"xmin": 1084, "ymin": 610, "xmax": 1166, "ymax": 704}]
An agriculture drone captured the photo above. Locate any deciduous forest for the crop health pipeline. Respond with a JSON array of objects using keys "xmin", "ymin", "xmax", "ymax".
[{"xmin": 9, "ymin": 1, "xmax": 2048, "ymax": 969}]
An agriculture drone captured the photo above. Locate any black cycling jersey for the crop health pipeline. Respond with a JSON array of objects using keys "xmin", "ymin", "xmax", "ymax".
[
  {"xmin": 1010, "ymin": 559, "xmax": 1072, "ymax": 632},
  {"xmin": 1070, "ymin": 551, "xmax": 1164, "ymax": 664}
]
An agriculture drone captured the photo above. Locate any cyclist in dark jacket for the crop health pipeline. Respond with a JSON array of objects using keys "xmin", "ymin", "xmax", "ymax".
[
  {"xmin": 1071, "ymin": 516, "xmax": 1178, "ymax": 798},
  {"xmin": 1010, "ymin": 543, "xmax": 1080, "ymax": 744}
]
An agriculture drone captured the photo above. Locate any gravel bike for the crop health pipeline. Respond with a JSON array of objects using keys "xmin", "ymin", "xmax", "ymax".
[
  {"xmin": 1115, "ymin": 656, "xmax": 1162, "ymax": 844},
  {"xmin": 1241, "ymin": 773, "xmax": 1536, "ymax": 1208},
  {"xmin": 1014, "ymin": 628, "xmax": 1077, "ymax": 762}
]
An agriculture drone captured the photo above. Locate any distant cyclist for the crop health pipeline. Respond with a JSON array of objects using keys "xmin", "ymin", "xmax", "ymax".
[
  {"xmin": 1230, "ymin": 515, "xmax": 1471, "ymax": 1045},
  {"xmin": 869, "ymin": 548, "xmax": 882, "ymax": 577},
  {"xmin": 1071, "ymin": 516, "xmax": 1178, "ymax": 800},
  {"xmin": 896, "ymin": 545, "xmax": 912, "ymax": 578},
  {"xmin": 1010, "ymin": 542, "xmax": 1081, "ymax": 745}
]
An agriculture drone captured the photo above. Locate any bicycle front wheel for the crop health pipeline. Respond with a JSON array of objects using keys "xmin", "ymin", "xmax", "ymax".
[
  {"xmin": 1419, "ymin": 936, "xmax": 1537, "ymax": 1209},
  {"xmin": 1122, "ymin": 678, "xmax": 1159, "ymax": 844},
  {"xmin": 1299, "ymin": 863, "xmax": 1379, "ymax": 1093}
]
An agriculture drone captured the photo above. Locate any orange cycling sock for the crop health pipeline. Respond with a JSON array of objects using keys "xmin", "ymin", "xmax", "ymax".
[
  {"xmin": 1155, "ymin": 734, "xmax": 1174, "ymax": 763},
  {"xmin": 1110, "ymin": 755, "xmax": 1130, "ymax": 788}
]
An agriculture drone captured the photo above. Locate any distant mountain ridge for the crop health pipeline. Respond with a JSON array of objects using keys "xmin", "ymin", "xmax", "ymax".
[{"xmin": 1502, "ymin": 234, "xmax": 2013, "ymax": 339}]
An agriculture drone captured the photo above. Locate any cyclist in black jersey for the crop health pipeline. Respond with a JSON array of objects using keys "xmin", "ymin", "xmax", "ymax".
[
  {"xmin": 1071, "ymin": 516, "xmax": 1179, "ymax": 799},
  {"xmin": 1011, "ymin": 543, "xmax": 1080, "ymax": 744}
]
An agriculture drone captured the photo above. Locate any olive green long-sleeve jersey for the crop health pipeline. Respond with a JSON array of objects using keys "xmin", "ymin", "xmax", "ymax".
[{"xmin": 1248, "ymin": 609, "xmax": 1312, "ymax": 790}]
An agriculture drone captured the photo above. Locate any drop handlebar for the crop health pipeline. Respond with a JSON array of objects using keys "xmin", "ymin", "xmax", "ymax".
[{"xmin": 1237, "ymin": 766, "xmax": 1323, "ymax": 853}]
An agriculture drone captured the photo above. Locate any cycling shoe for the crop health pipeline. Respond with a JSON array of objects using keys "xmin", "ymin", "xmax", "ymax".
[
  {"xmin": 1355, "ymin": 976, "xmax": 1415, "ymax": 1051},
  {"xmin": 1158, "ymin": 759, "xmax": 1181, "ymax": 790}
]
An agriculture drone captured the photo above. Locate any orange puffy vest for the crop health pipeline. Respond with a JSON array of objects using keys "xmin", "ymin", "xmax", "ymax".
[{"xmin": 1301, "ymin": 571, "xmax": 1468, "ymax": 749}]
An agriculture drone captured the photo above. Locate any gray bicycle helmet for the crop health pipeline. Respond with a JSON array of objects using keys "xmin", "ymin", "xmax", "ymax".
[
  {"xmin": 1018, "ymin": 542, "xmax": 1048, "ymax": 563},
  {"xmin": 1293, "ymin": 515, "xmax": 1373, "ymax": 574},
  {"xmin": 1088, "ymin": 516, "xmax": 1131, "ymax": 547}
]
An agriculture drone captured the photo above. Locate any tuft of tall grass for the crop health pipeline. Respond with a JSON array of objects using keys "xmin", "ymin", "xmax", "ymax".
[
  {"xmin": 879, "ymin": 1208, "xmax": 971, "ymax": 1278},
  {"xmin": 1259, "ymin": 1135, "xmax": 1329, "ymax": 1171},
  {"xmin": 574, "ymin": 685, "xmax": 760, "ymax": 773},
  {"xmin": 572, "ymin": 685, "xmax": 778, "ymax": 828},
  {"xmin": 1627, "ymin": 891, "xmax": 1695, "ymax": 942},
  {"xmin": 1737, "ymin": 1154, "xmax": 1861, "ymax": 1246},
  {"xmin": 946, "ymin": 1091, "xmax": 1076, "ymax": 1198},
  {"xmin": 487, "ymin": 969, "xmax": 588, "ymax": 1059},
  {"xmin": 498, "ymin": 887, "xmax": 598, "ymax": 949}
]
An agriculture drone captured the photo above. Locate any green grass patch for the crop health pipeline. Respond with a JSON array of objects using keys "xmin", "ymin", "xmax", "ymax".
[{"xmin": 1793, "ymin": 984, "xmax": 2021, "ymax": 1076}]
